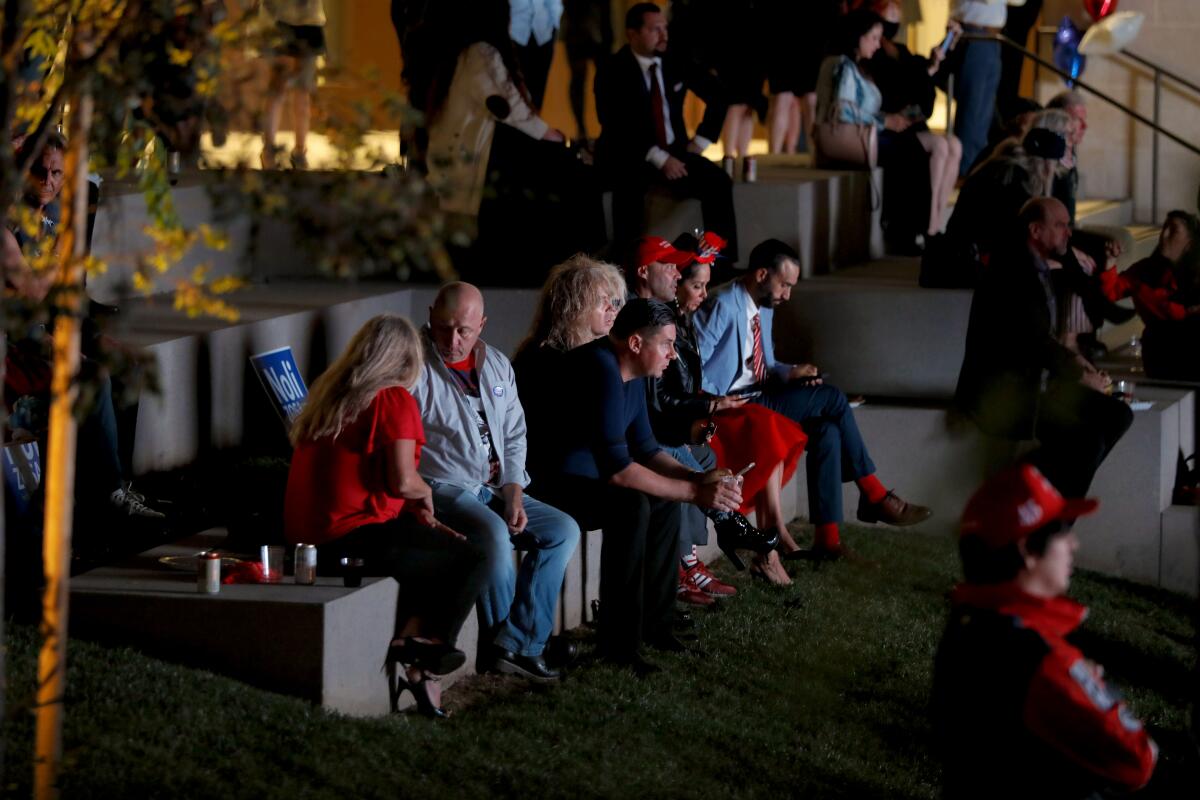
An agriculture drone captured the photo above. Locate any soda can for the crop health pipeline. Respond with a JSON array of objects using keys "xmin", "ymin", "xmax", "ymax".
[
  {"xmin": 721, "ymin": 155, "xmax": 735, "ymax": 177},
  {"xmin": 198, "ymin": 550, "xmax": 221, "ymax": 594},
  {"xmin": 295, "ymin": 544, "xmax": 318, "ymax": 585},
  {"xmin": 742, "ymin": 156, "xmax": 757, "ymax": 183}
]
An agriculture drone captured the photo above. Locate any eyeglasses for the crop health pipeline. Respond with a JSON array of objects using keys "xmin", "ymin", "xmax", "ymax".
[{"xmin": 601, "ymin": 296, "xmax": 624, "ymax": 311}]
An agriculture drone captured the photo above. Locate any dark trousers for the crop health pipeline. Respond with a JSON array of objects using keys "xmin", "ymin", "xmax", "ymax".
[
  {"xmin": 532, "ymin": 475, "xmax": 681, "ymax": 658},
  {"xmin": 757, "ymin": 382, "xmax": 876, "ymax": 525},
  {"xmin": 612, "ymin": 151, "xmax": 738, "ymax": 261},
  {"xmin": 1030, "ymin": 382, "xmax": 1134, "ymax": 498},
  {"xmin": 318, "ymin": 517, "xmax": 488, "ymax": 646},
  {"xmin": 514, "ymin": 35, "xmax": 556, "ymax": 111},
  {"xmin": 474, "ymin": 124, "xmax": 607, "ymax": 286},
  {"xmin": 997, "ymin": 0, "xmax": 1044, "ymax": 121}
]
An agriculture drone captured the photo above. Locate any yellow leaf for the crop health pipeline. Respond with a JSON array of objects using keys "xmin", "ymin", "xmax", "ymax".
[
  {"xmin": 191, "ymin": 265, "xmax": 209, "ymax": 284},
  {"xmin": 167, "ymin": 45, "xmax": 193, "ymax": 67}
]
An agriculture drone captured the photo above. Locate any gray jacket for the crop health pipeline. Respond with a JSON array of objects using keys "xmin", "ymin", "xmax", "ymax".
[{"xmin": 411, "ymin": 326, "xmax": 530, "ymax": 490}]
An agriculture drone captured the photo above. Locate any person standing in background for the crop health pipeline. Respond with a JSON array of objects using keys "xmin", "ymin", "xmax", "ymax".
[
  {"xmin": 260, "ymin": 0, "xmax": 326, "ymax": 170},
  {"xmin": 511, "ymin": 0, "xmax": 564, "ymax": 110},
  {"xmin": 949, "ymin": 0, "xmax": 1006, "ymax": 176},
  {"xmin": 562, "ymin": 0, "xmax": 613, "ymax": 141}
]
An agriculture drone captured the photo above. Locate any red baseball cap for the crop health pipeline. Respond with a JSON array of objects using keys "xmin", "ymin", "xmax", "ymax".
[
  {"xmin": 960, "ymin": 464, "xmax": 1099, "ymax": 549},
  {"xmin": 634, "ymin": 236, "xmax": 695, "ymax": 270}
]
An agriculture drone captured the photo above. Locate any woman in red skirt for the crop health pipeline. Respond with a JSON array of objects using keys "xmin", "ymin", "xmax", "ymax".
[{"xmin": 664, "ymin": 238, "xmax": 809, "ymax": 584}]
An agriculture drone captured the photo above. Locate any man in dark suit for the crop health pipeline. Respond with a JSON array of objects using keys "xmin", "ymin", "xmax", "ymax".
[
  {"xmin": 594, "ymin": 2, "xmax": 737, "ymax": 260},
  {"xmin": 955, "ymin": 197, "xmax": 1132, "ymax": 498}
]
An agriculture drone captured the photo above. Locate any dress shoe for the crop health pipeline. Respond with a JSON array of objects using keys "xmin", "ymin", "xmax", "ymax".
[
  {"xmin": 386, "ymin": 639, "xmax": 466, "ymax": 677},
  {"xmin": 856, "ymin": 490, "xmax": 932, "ymax": 527},
  {"xmin": 544, "ymin": 635, "xmax": 579, "ymax": 669},
  {"xmin": 714, "ymin": 512, "xmax": 779, "ymax": 570},
  {"xmin": 687, "ymin": 561, "xmax": 737, "ymax": 597},
  {"xmin": 491, "ymin": 648, "xmax": 563, "ymax": 683}
]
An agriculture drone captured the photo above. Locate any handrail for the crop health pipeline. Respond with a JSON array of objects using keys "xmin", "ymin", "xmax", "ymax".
[
  {"xmin": 1029, "ymin": 26, "xmax": 1200, "ymax": 221},
  {"xmin": 962, "ymin": 32, "xmax": 1200, "ymax": 223},
  {"xmin": 1035, "ymin": 26, "xmax": 1200, "ymax": 97}
]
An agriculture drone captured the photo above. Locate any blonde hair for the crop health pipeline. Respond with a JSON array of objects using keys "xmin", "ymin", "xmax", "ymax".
[
  {"xmin": 517, "ymin": 253, "xmax": 625, "ymax": 355},
  {"xmin": 290, "ymin": 314, "xmax": 424, "ymax": 444}
]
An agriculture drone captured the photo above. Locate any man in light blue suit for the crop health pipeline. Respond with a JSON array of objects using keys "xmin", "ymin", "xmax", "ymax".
[{"xmin": 693, "ymin": 239, "xmax": 932, "ymax": 559}]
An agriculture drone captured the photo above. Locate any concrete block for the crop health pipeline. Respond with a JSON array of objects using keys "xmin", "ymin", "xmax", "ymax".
[
  {"xmin": 560, "ymin": 539, "xmax": 585, "ymax": 631},
  {"xmin": 789, "ymin": 397, "xmax": 1188, "ymax": 589},
  {"xmin": 582, "ymin": 530, "xmax": 602, "ymax": 625},
  {"xmin": 1160, "ymin": 505, "xmax": 1200, "ymax": 597},
  {"xmin": 774, "ymin": 266, "xmax": 973, "ymax": 399},
  {"xmin": 71, "ymin": 533, "xmax": 402, "ymax": 716}
]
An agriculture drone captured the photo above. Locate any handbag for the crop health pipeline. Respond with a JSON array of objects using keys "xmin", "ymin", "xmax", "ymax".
[{"xmin": 812, "ymin": 118, "xmax": 878, "ymax": 169}]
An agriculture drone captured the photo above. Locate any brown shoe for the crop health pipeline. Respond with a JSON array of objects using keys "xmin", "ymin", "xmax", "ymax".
[{"xmin": 857, "ymin": 490, "xmax": 932, "ymax": 527}]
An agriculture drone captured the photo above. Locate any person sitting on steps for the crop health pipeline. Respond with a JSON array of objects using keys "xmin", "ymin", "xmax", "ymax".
[{"xmin": 411, "ymin": 282, "xmax": 581, "ymax": 683}]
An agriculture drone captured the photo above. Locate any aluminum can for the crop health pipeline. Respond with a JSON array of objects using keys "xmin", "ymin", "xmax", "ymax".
[
  {"xmin": 294, "ymin": 544, "xmax": 318, "ymax": 585},
  {"xmin": 721, "ymin": 155, "xmax": 735, "ymax": 177},
  {"xmin": 198, "ymin": 550, "xmax": 221, "ymax": 594},
  {"xmin": 742, "ymin": 156, "xmax": 757, "ymax": 183}
]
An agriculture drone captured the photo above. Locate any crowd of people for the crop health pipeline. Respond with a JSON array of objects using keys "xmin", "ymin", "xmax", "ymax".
[{"xmin": 5, "ymin": 2, "xmax": 1193, "ymax": 794}]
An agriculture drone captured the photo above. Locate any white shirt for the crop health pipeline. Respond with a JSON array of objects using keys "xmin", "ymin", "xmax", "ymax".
[
  {"xmin": 952, "ymin": 0, "xmax": 1007, "ymax": 28},
  {"xmin": 730, "ymin": 283, "xmax": 761, "ymax": 392}
]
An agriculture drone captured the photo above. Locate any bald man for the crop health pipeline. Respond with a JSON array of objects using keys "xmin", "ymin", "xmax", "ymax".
[
  {"xmin": 411, "ymin": 283, "xmax": 581, "ymax": 682},
  {"xmin": 956, "ymin": 197, "xmax": 1132, "ymax": 497}
]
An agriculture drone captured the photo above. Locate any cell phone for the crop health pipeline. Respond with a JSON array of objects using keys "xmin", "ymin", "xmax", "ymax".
[
  {"xmin": 728, "ymin": 383, "xmax": 765, "ymax": 397},
  {"xmin": 938, "ymin": 29, "xmax": 958, "ymax": 57}
]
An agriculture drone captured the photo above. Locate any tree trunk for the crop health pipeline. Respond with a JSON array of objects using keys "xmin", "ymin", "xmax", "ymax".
[{"xmin": 32, "ymin": 91, "xmax": 91, "ymax": 800}]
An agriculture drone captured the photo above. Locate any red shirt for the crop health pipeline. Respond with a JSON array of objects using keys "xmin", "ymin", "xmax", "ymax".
[{"xmin": 284, "ymin": 386, "xmax": 425, "ymax": 545}]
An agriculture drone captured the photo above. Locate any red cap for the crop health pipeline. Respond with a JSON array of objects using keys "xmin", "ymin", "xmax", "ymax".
[
  {"xmin": 634, "ymin": 236, "xmax": 695, "ymax": 270},
  {"xmin": 960, "ymin": 464, "xmax": 1099, "ymax": 549}
]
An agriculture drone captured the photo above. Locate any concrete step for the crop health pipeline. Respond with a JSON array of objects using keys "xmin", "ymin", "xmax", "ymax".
[
  {"xmin": 793, "ymin": 393, "xmax": 1198, "ymax": 593},
  {"xmin": 1076, "ymin": 197, "xmax": 1135, "ymax": 229}
]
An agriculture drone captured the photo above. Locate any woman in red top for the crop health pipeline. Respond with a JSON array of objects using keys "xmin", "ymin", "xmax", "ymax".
[
  {"xmin": 1098, "ymin": 211, "xmax": 1200, "ymax": 381},
  {"xmin": 285, "ymin": 314, "xmax": 487, "ymax": 718}
]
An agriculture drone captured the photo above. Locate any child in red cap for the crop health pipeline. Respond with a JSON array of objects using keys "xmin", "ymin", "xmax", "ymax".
[{"xmin": 931, "ymin": 464, "xmax": 1157, "ymax": 799}]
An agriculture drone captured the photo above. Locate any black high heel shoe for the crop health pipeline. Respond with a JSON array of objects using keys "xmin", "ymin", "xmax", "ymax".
[
  {"xmin": 387, "ymin": 666, "xmax": 449, "ymax": 718},
  {"xmin": 712, "ymin": 512, "xmax": 779, "ymax": 570},
  {"xmin": 385, "ymin": 639, "xmax": 466, "ymax": 677}
]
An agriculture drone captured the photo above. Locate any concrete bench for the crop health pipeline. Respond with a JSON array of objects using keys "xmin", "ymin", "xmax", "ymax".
[
  {"xmin": 611, "ymin": 166, "xmax": 884, "ymax": 275},
  {"xmin": 773, "ymin": 258, "xmax": 971, "ymax": 400},
  {"xmin": 114, "ymin": 283, "xmax": 541, "ymax": 473},
  {"xmin": 70, "ymin": 502, "xmax": 773, "ymax": 716},
  {"xmin": 793, "ymin": 391, "xmax": 1199, "ymax": 595}
]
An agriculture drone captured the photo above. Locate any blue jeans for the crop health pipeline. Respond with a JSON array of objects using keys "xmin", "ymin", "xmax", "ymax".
[
  {"xmin": 757, "ymin": 383, "xmax": 876, "ymax": 525},
  {"xmin": 663, "ymin": 443, "xmax": 713, "ymax": 557},
  {"xmin": 429, "ymin": 482, "xmax": 580, "ymax": 656},
  {"xmin": 953, "ymin": 36, "xmax": 1001, "ymax": 176}
]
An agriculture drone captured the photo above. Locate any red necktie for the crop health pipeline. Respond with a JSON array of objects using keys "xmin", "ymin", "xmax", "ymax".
[
  {"xmin": 648, "ymin": 62, "xmax": 668, "ymax": 149},
  {"xmin": 751, "ymin": 313, "xmax": 766, "ymax": 383}
]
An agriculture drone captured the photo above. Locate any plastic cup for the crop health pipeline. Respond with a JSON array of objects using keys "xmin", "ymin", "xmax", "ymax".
[
  {"xmin": 1113, "ymin": 380, "xmax": 1135, "ymax": 403},
  {"xmin": 340, "ymin": 557, "xmax": 365, "ymax": 588},
  {"xmin": 259, "ymin": 545, "xmax": 284, "ymax": 583}
]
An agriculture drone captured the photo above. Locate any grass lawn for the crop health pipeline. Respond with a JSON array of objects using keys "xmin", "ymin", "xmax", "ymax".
[{"xmin": 3, "ymin": 524, "xmax": 1197, "ymax": 798}]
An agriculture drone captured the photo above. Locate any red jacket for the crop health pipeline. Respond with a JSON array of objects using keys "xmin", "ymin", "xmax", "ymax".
[{"xmin": 932, "ymin": 582, "xmax": 1157, "ymax": 799}]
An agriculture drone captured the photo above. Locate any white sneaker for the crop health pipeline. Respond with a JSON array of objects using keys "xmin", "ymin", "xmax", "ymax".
[{"xmin": 110, "ymin": 487, "xmax": 166, "ymax": 519}]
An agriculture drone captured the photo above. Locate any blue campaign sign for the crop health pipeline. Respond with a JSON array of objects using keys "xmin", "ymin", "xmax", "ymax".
[
  {"xmin": 250, "ymin": 346, "xmax": 309, "ymax": 427},
  {"xmin": 3, "ymin": 440, "xmax": 42, "ymax": 514}
]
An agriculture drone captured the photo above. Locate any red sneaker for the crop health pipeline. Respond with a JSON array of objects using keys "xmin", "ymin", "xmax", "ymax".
[
  {"xmin": 687, "ymin": 562, "xmax": 737, "ymax": 597},
  {"xmin": 677, "ymin": 567, "xmax": 716, "ymax": 606}
]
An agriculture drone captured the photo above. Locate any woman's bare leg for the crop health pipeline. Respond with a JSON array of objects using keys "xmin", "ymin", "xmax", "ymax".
[
  {"xmin": 768, "ymin": 92, "xmax": 794, "ymax": 154},
  {"xmin": 917, "ymin": 131, "xmax": 949, "ymax": 236}
]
